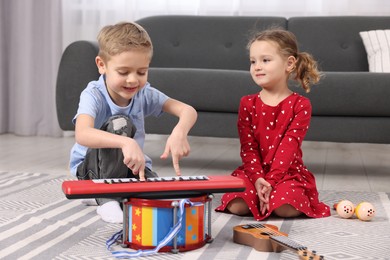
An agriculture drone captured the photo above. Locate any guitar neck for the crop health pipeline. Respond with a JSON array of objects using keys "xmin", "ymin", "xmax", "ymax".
[
  {"xmin": 270, "ymin": 236, "xmax": 324, "ymax": 260},
  {"xmin": 270, "ymin": 235, "xmax": 306, "ymax": 251}
]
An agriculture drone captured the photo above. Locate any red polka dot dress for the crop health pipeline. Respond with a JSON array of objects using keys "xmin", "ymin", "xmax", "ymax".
[{"xmin": 215, "ymin": 92, "xmax": 331, "ymax": 221}]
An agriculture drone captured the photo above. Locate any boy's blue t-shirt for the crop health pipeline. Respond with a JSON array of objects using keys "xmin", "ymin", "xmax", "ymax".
[{"xmin": 69, "ymin": 75, "xmax": 169, "ymax": 176}]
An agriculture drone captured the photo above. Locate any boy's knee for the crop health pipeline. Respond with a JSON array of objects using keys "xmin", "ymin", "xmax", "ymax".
[{"xmin": 103, "ymin": 115, "xmax": 136, "ymax": 137}]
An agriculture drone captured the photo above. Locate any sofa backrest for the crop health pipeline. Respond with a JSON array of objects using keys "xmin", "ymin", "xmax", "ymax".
[
  {"xmin": 136, "ymin": 15, "xmax": 287, "ymax": 71},
  {"xmin": 288, "ymin": 16, "xmax": 390, "ymax": 72},
  {"xmin": 56, "ymin": 15, "xmax": 390, "ymax": 134}
]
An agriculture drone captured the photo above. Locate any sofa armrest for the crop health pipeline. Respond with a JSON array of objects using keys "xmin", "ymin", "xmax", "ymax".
[{"xmin": 56, "ymin": 41, "xmax": 99, "ymax": 131}]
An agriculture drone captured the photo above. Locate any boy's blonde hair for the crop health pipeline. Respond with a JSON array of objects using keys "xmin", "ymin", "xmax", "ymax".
[
  {"xmin": 248, "ymin": 28, "xmax": 321, "ymax": 93},
  {"xmin": 97, "ymin": 22, "xmax": 153, "ymax": 62}
]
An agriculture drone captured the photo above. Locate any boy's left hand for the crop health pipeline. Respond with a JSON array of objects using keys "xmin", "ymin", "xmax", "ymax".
[{"xmin": 160, "ymin": 132, "xmax": 190, "ymax": 176}]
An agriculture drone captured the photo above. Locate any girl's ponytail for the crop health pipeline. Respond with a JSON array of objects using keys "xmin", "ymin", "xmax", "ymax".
[{"xmin": 293, "ymin": 52, "xmax": 322, "ymax": 93}]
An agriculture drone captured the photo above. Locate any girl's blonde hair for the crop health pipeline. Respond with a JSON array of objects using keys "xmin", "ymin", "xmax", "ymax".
[
  {"xmin": 247, "ymin": 28, "xmax": 321, "ymax": 93},
  {"xmin": 97, "ymin": 22, "xmax": 153, "ymax": 62}
]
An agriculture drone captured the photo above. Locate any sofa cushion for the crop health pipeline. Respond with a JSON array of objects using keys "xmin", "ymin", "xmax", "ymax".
[
  {"xmin": 359, "ymin": 29, "xmax": 390, "ymax": 72},
  {"xmin": 288, "ymin": 16, "xmax": 390, "ymax": 72},
  {"xmin": 137, "ymin": 15, "xmax": 287, "ymax": 71},
  {"xmin": 294, "ymin": 72, "xmax": 390, "ymax": 117},
  {"xmin": 307, "ymin": 116, "xmax": 390, "ymax": 143}
]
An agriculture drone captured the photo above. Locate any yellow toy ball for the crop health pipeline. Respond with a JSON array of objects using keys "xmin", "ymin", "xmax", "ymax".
[
  {"xmin": 335, "ymin": 200, "xmax": 355, "ymax": 219},
  {"xmin": 355, "ymin": 202, "xmax": 376, "ymax": 221}
]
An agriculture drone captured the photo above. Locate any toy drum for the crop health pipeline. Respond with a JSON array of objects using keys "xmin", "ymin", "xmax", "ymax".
[{"xmin": 123, "ymin": 195, "xmax": 212, "ymax": 252}]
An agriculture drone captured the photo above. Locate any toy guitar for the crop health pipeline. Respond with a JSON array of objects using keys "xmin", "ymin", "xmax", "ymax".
[{"xmin": 233, "ymin": 223, "xmax": 324, "ymax": 260}]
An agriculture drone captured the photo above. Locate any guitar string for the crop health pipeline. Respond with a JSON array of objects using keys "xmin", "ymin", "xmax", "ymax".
[
  {"xmin": 248, "ymin": 223, "xmax": 307, "ymax": 250},
  {"xmin": 250, "ymin": 223, "xmax": 284, "ymax": 236}
]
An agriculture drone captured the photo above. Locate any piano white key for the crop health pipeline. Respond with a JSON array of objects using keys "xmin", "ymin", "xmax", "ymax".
[
  {"xmin": 92, "ymin": 178, "xmax": 138, "ymax": 184},
  {"xmin": 92, "ymin": 179, "xmax": 105, "ymax": 183},
  {"xmin": 91, "ymin": 176, "xmax": 209, "ymax": 184},
  {"xmin": 147, "ymin": 177, "xmax": 162, "ymax": 182}
]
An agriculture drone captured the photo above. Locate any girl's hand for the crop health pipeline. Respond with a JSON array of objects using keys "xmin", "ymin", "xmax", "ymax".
[
  {"xmin": 160, "ymin": 130, "xmax": 190, "ymax": 176},
  {"xmin": 121, "ymin": 138, "xmax": 146, "ymax": 181},
  {"xmin": 255, "ymin": 178, "xmax": 272, "ymax": 215}
]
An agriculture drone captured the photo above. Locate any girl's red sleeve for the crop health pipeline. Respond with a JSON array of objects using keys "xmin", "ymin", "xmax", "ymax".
[{"xmin": 237, "ymin": 96, "xmax": 265, "ymax": 184}]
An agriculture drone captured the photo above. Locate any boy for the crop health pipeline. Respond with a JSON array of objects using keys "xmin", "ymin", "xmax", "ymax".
[{"xmin": 69, "ymin": 22, "xmax": 197, "ymax": 223}]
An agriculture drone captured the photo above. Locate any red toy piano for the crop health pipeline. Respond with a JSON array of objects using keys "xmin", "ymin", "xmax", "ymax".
[{"xmin": 62, "ymin": 175, "xmax": 245, "ymax": 199}]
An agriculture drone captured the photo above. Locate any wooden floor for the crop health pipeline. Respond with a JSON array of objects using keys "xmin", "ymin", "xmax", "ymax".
[{"xmin": 1, "ymin": 133, "xmax": 389, "ymax": 192}]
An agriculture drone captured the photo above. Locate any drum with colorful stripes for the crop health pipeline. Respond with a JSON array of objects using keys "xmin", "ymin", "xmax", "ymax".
[{"xmin": 123, "ymin": 195, "xmax": 212, "ymax": 252}]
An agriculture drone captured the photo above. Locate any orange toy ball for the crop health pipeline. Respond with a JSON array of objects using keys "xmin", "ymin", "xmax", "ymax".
[
  {"xmin": 355, "ymin": 202, "xmax": 376, "ymax": 221},
  {"xmin": 335, "ymin": 200, "xmax": 355, "ymax": 219}
]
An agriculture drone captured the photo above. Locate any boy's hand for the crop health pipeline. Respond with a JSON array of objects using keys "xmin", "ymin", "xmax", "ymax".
[
  {"xmin": 137, "ymin": 168, "xmax": 145, "ymax": 182},
  {"xmin": 121, "ymin": 138, "xmax": 146, "ymax": 181},
  {"xmin": 160, "ymin": 132, "xmax": 190, "ymax": 176}
]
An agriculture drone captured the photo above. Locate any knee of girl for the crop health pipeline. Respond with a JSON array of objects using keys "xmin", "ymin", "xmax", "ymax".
[
  {"xmin": 227, "ymin": 199, "xmax": 250, "ymax": 216},
  {"xmin": 273, "ymin": 204, "xmax": 302, "ymax": 218}
]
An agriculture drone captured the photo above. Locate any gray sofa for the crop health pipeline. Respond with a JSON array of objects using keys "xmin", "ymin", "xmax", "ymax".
[{"xmin": 56, "ymin": 15, "xmax": 390, "ymax": 144}]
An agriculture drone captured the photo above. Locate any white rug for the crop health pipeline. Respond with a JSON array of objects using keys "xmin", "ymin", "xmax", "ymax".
[{"xmin": 1, "ymin": 172, "xmax": 390, "ymax": 260}]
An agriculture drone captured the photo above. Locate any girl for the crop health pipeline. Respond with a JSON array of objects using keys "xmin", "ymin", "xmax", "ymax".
[{"xmin": 215, "ymin": 28, "xmax": 330, "ymax": 220}]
